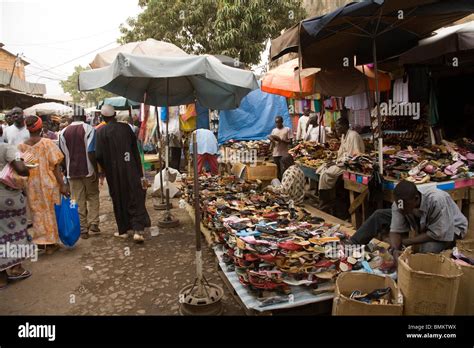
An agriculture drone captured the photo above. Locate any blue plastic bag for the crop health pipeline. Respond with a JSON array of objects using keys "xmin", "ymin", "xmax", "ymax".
[{"xmin": 54, "ymin": 196, "xmax": 81, "ymax": 247}]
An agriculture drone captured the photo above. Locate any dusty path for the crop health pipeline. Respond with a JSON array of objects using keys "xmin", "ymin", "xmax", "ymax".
[{"xmin": 0, "ymin": 183, "xmax": 244, "ymax": 315}]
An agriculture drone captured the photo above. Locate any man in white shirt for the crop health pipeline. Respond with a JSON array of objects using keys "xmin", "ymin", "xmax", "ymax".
[
  {"xmin": 269, "ymin": 116, "xmax": 293, "ymax": 180},
  {"xmin": 304, "ymin": 114, "xmax": 326, "ymax": 144},
  {"xmin": 296, "ymin": 107, "xmax": 310, "ymax": 141},
  {"xmin": 4, "ymin": 107, "xmax": 30, "ymax": 145}
]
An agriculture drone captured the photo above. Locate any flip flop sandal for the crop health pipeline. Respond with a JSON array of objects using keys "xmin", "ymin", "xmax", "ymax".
[
  {"xmin": 309, "ymin": 236, "xmax": 340, "ymax": 245},
  {"xmin": 114, "ymin": 232, "xmax": 128, "ymax": 239},
  {"xmin": 278, "ymin": 240, "xmax": 302, "ymax": 251},
  {"xmin": 314, "ymin": 270, "xmax": 337, "ymax": 279},
  {"xmin": 8, "ymin": 269, "xmax": 31, "ymax": 281}
]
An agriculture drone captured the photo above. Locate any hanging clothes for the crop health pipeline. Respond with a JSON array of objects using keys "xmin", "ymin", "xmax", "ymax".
[
  {"xmin": 393, "ymin": 76, "xmax": 410, "ymax": 103},
  {"xmin": 313, "ymin": 99, "xmax": 321, "ymax": 113},
  {"xmin": 324, "ymin": 110, "xmax": 341, "ymax": 128},
  {"xmin": 349, "ymin": 109, "xmax": 371, "ymax": 128},
  {"xmin": 345, "ymin": 93, "xmax": 369, "ymax": 110},
  {"xmin": 179, "ymin": 112, "xmax": 197, "ymax": 132},
  {"xmin": 407, "ymin": 66, "xmax": 430, "ymax": 103},
  {"xmin": 180, "ymin": 103, "xmax": 197, "ymax": 122}
]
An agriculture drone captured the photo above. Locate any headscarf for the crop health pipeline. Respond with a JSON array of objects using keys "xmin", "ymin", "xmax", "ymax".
[{"xmin": 27, "ymin": 116, "xmax": 43, "ymax": 133}]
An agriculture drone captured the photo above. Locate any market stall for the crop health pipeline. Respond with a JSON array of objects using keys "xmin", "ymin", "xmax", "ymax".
[
  {"xmin": 180, "ymin": 175, "xmax": 396, "ymax": 314},
  {"xmin": 342, "ymin": 141, "xmax": 474, "ymax": 234}
]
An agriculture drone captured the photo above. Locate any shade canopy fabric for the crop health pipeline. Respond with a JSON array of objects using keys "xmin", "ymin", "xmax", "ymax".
[
  {"xmin": 218, "ymin": 86, "xmax": 291, "ymax": 145},
  {"xmin": 24, "ymin": 102, "xmax": 73, "ymax": 116},
  {"xmin": 97, "ymin": 97, "xmax": 141, "ymax": 110},
  {"xmin": 89, "ymin": 38, "xmax": 188, "ymax": 69},
  {"xmin": 261, "ymin": 58, "xmax": 319, "ymax": 98},
  {"xmin": 79, "ymin": 53, "xmax": 259, "ymax": 110},
  {"xmin": 271, "ymin": 0, "xmax": 474, "ymax": 69},
  {"xmin": 213, "ymin": 54, "xmax": 246, "ymax": 69},
  {"xmin": 313, "ymin": 65, "xmax": 391, "ymax": 97},
  {"xmin": 400, "ymin": 21, "xmax": 474, "ymax": 65}
]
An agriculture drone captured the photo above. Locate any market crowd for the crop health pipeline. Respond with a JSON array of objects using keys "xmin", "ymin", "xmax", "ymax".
[{"xmin": 0, "ymin": 105, "xmax": 151, "ymax": 289}]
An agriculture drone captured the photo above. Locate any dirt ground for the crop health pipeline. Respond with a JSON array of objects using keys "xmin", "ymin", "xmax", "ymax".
[{"xmin": 0, "ymin": 182, "xmax": 245, "ymax": 316}]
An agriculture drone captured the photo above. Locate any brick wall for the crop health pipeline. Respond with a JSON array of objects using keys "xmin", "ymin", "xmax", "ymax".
[{"xmin": 0, "ymin": 50, "xmax": 26, "ymax": 81}]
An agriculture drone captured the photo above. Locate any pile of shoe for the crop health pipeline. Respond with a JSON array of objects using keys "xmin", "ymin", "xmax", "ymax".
[
  {"xmin": 183, "ymin": 175, "xmax": 396, "ymax": 296},
  {"xmin": 289, "ymin": 142, "xmax": 337, "ymax": 168},
  {"xmin": 222, "ymin": 140, "xmax": 272, "ymax": 159},
  {"xmin": 343, "ymin": 140, "xmax": 474, "ymax": 183}
]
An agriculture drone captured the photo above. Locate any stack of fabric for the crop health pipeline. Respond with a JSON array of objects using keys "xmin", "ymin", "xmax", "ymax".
[{"xmin": 183, "ymin": 175, "xmax": 396, "ymax": 296}]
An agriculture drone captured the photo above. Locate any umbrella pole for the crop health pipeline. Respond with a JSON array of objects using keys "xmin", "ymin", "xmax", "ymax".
[
  {"xmin": 192, "ymin": 132, "xmax": 203, "ymax": 296},
  {"xmin": 154, "ymin": 106, "xmax": 166, "ymax": 208},
  {"xmin": 158, "ymin": 77, "xmax": 179, "ymax": 227},
  {"xmin": 372, "ymin": 39, "xmax": 383, "ymax": 175},
  {"xmin": 177, "ymin": 131, "xmax": 223, "ymax": 316}
]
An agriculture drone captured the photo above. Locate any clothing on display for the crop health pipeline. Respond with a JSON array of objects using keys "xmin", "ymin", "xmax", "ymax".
[
  {"xmin": 407, "ymin": 66, "xmax": 430, "ymax": 103},
  {"xmin": 349, "ymin": 109, "xmax": 372, "ymax": 128},
  {"xmin": 392, "ymin": 76, "xmax": 410, "ymax": 104},
  {"xmin": 324, "ymin": 110, "xmax": 341, "ymax": 128},
  {"xmin": 345, "ymin": 93, "xmax": 369, "ymax": 110}
]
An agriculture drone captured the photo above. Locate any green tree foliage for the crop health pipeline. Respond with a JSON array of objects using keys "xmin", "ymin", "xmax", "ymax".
[
  {"xmin": 119, "ymin": 0, "xmax": 306, "ymax": 65},
  {"xmin": 60, "ymin": 65, "xmax": 114, "ymax": 105}
]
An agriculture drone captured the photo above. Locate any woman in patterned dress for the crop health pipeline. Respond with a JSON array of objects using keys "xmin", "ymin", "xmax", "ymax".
[
  {"xmin": 0, "ymin": 143, "xmax": 31, "ymax": 289},
  {"xmin": 18, "ymin": 116, "xmax": 69, "ymax": 255}
]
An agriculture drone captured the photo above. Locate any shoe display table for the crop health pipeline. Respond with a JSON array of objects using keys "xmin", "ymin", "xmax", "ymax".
[
  {"xmin": 182, "ymin": 191, "xmax": 365, "ymax": 315},
  {"xmin": 343, "ymin": 170, "xmax": 474, "ymax": 236}
]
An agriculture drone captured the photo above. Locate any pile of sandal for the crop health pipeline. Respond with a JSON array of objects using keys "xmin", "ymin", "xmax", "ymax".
[
  {"xmin": 221, "ymin": 140, "xmax": 272, "ymax": 160},
  {"xmin": 343, "ymin": 139, "xmax": 474, "ymax": 183},
  {"xmin": 183, "ymin": 175, "xmax": 396, "ymax": 296},
  {"xmin": 289, "ymin": 142, "xmax": 337, "ymax": 168}
]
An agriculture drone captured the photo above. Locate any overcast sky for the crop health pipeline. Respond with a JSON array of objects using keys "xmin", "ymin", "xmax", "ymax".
[{"xmin": 0, "ymin": 0, "xmax": 141, "ymax": 96}]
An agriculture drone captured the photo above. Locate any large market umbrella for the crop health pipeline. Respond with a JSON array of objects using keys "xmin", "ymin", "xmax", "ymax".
[
  {"xmin": 79, "ymin": 52, "xmax": 258, "ymax": 312},
  {"xmin": 400, "ymin": 20, "xmax": 474, "ymax": 65},
  {"xmin": 261, "ymin": 58, "xmax": 320, "ymax": 98},
  {"xmin": 89, "ymin": 38, "xmax": 187, "ymax": 69},
  {"xmin": 97, "ymin": 97, "xmax": 140, "ymax": 110},
  {"xmin": 24, "ymin": 102, "xmax": 73, "ymax": 116},
  {"xmin": 79, "ymin": 53, "xmax": 258, "ymax": 108},
  {"xmin": 270, "ymin": 0, "xmax": 474, "ymax": 173}
]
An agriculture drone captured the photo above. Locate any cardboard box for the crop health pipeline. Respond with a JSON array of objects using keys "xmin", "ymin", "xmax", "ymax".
[
  {"xmin": 231, "ymin": 162, "xmax": 277, "ymax": 181},
  {"xmin": 447, "ymin": 240, "xmax": 474, "ymax": 315},
  {"xmin": 398, "ymin": 249, "xmax": 463, "ymax": 315},
  {"xmin": 332, "ymin": 272, "xmax": 403, "ymax": 316}
]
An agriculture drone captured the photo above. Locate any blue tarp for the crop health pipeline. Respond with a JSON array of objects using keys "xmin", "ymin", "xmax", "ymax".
[{"xmin": 217, "ymin": 87, "xmax": 291, "ymax": 145}]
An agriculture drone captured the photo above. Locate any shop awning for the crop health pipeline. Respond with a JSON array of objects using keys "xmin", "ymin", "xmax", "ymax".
[{"xmin": 400, "ymin": 21, "xmax": 474, "ymax": 65}]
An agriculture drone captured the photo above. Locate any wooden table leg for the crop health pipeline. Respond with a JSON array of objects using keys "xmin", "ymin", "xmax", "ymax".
[{"xmin": 349, "ymin": 190, "xmax": 357, "ymax": 228}]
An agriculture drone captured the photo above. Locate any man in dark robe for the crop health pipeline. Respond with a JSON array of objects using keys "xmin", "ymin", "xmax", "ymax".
[{"xmin": 96, "ymin": 105, "xmax": 151, "ymax": 243}]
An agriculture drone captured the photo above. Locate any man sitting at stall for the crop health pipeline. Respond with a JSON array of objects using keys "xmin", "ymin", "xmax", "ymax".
[
  {"xmin": 267, "ymin": 154, "xmax": 305, "ymax": 205},
  {"xmin": 349, "ymin": 180, "xmax": 468, "ymax": 254},
  {"xmin": 317, "ymin": 117, "xmax": 364, "ymax": 214}
]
